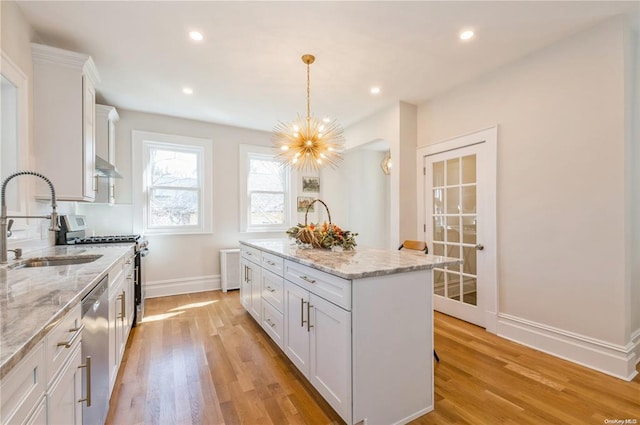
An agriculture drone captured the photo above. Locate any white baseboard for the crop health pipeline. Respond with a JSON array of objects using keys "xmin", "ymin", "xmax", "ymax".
[
  {"xmin": 145, "ymin": 274, "xmax": 220, "ymax": 299},
  {"xmin": 497, "ymin": 313, "xmax": 638, "ymax": 381}
]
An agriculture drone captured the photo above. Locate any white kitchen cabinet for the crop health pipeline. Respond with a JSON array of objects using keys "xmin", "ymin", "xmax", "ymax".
[
  {"xmin": 283, "ymin": 280, "xmax": 351, "ymax": 421},
  {"xmin": 32, "ymin": 43, "xmax": 101, "ymax": 202},
  {"xmin": 0, "ymin": 341, "xmax": 46, "ymax": 425},
  {"xmin": 95, "ymin": 104, "xmax": 120, "ymax": 204},
  {"xmin": 108, "ymin": 258, "xmax": 125, "ymax": 394},
  {"xmin": 45, "ymin": 304, "xmax": 84, "ymax": 425},
  {"xmin": 283, "ymin": 281, "xmax": 310, "ymax": 373},
  {"xmin": 46, "ymin": 343, "xmax": 83, "ymax": 425},
  {"xmin": 240, "ymin": 247, "xmax": 262, "ymax": 323}
]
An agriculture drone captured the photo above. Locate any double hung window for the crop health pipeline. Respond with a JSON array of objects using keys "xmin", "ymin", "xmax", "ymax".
[{"xmin": 240, "ymin": 145, "xmax": 290, "ymax": 232}]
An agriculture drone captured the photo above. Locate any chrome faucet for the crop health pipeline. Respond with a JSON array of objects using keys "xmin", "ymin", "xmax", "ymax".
[{"xmin": 1, "ymin": 171, "xmax": 60, "ymax": 264}]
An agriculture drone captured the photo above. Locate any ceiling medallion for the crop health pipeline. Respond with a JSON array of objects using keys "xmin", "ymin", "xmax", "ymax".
[{"xmin": 273, "ymin": 54, "xmax": 344, "ymax": 171}]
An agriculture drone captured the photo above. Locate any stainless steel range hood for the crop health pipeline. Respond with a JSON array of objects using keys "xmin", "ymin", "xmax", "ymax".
[{"xmin": 95, "ymin": 155, "xmax": 122, "ymax": 178}]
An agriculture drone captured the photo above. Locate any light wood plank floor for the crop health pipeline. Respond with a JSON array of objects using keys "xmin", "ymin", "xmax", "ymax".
[{"xmin": 106, "ymin": 291, "xmax": 640, "ymax": 425}]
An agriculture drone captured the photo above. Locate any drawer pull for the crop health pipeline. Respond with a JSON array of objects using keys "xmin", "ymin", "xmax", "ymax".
[
  {"xmin": 57, "ymin": 324, "xmax": 85, "ymax": 348},
  {"xmin": 265, "ymin": 318, "xmax": 276, "ymax": 328},
  {"xmin": 265, "ymin": 286, "xmax": 276, "ymax": 293},
  {"xmin": 78, "ymin": 356, "xmax": 92, "ymax": 407},
  {"xmin": 300, "ymin": 275, "xmax": 316, "ymax": 284},
  {"xmin": 266, "ymin": 260, "xmax": 276, "ymax": 266}
]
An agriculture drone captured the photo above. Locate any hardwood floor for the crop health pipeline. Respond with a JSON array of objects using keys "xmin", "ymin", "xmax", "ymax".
[{"xmin": 107, "ymin": 291, "xmax": 640, "ymax": 425}]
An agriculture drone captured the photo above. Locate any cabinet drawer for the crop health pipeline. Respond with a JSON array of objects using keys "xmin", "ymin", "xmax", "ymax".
[
  {"xmin": 262, "ymin": 269, "xmax": 284, "ymax": 313},
  {"xmin": 241, "ymin": 245, "xmax": 261, "ymax": 264},
  {"xmin": 1, "ymin": 341, "xmax": 46, "ymax": 425},
  {"xmin": 45, "ymin": 303, "xmax": 82, "ymax": 385},
  {"xmin": 109, "ymin": 257, "xmax": 125, "ymax": 289},
  {"xmin": 261, "ymin": 300, "xmax": 284, "ymax": 350},
  {"xmin": 261, "ymin": 251, "xmax": 284, "ymax": 276},
  {"xmin": 284, "ymin": 260, "xmax": 351, "ymax": 310}
]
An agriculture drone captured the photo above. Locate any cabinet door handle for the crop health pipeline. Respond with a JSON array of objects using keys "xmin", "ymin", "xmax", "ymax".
[
  {"xmin": 121, "ymin": 290, "xmax": 126, "ymax": 322},
  {"xmin": 78, "ymin": 356, "xmax": 92, "ymax": 407},
  {"xmin": 301, "ymin": 298, "xmax": 307, "ymax": 327},
  {"xmin": 117, "ymin": 294, "xmax": 124, "ymax": 320},
  {"xmin": 265, "ymin": 318, "xmax": 276, "ymax": 328},
  {"xmin": 266, "ymin": 260, "xmax": 276, "ymax": 266},
  {"xmin": 307, "ymin": 302, "xmax": 314, "ymax": 332},
  {"xmin": 57, "ymin": 324, "xmax": 85, "ymax": 348},
  {"xmin": 300, "ymin": 275, "xmax": 316, "ymax": 284}
]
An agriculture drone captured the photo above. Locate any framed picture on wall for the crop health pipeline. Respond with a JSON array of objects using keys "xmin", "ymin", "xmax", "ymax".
[
  {"xmin": 297, "ymin": 196, "xmax": 315, "ymax": 212},
  {"xmin": 302, "ymin": 176, "xmax": 320, "ymax": 193}
]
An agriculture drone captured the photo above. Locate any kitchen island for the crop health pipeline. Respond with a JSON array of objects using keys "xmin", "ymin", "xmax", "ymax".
[{"xmin": 239, "ymin": 238, "xmax": 460, "ymax": 425}]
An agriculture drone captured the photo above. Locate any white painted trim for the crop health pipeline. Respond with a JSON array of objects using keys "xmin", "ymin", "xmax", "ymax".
[
  {"xmin": 131, "ymin": 130, "xmax": 214, "ymax": 235},
  {"xmin": 498, "ymin": 313, "xmax": 639, "ymax": 381},
  {"xmin": 632, "ymin": 327, "xmax": 640, "ymax": 367},
  {"xmin": 416, "ymin": 125, "xmax": 498, "ymax": 331},
  {"xmin": 238, "ymin": 144, "xmax": 292, "ymax": 233},
  {"xmin": 392, "ymin": 406, "xmax": 433, "ymax": 425},
  {"xmin": 145, "ymin": 275, "xmax": 221, "ymax": 299}
]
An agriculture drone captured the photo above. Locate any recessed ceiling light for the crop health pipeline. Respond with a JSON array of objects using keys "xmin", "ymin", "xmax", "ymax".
[
  {"xmin": 460, "ymin": 30, "xmax": 475, "ymax": 41},
  {"xmin": 189, "ymin": 31, "xmax": 203, "ymax": 41},
  {"xmin": 370, "ymin": 86, "xmax": 381, "ymax": 95},
  {"xmin": 183, "ymin": 87, "xmax": 193, "ymax": 95}
]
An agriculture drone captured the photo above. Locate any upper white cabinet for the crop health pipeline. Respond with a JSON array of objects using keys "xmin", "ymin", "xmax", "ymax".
[
  {"xmin": 95, "ymin": 105, "xmax": 119, "ymax": 204},
  {"xmin": 32, "ymin": 43, "xmax": 101, "ymax": 202}
]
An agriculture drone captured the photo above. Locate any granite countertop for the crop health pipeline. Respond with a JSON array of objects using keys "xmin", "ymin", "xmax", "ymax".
[
  {"xmin": 0, "ymin": 244, "xmax": 134, "ymax": 379},
  {"xmin": 240, "ymin": 238, "xmax": 462, "ymax": 279}
]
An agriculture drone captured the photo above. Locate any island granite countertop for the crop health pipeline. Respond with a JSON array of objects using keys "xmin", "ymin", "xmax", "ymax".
[
  {"xmin": 240, "ymin": 238, "xmax": 461, "ymax": 280},
  {"xmin": 0, "ymin": 244, "xmax": 135, "ymax": 379}
]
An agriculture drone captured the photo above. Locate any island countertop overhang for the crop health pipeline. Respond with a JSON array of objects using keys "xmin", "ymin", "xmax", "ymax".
[{"xmin": 240, "ymin": 238, "xmax": 462, "ymax": 280}]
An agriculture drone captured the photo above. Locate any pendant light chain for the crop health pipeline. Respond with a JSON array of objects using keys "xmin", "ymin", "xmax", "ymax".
[{"xmin": 306, "ymin": 61, "xmax": 311, "ymax": 122}]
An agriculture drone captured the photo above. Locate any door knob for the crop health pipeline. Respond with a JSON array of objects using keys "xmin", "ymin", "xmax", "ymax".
[{"xmin": 475, "ymin": 244, "xmax": 484, "ymax": 251}]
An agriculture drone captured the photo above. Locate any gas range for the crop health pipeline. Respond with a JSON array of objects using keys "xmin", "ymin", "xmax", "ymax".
[{"xmin": 56, "ymin": 215, "xmax": 148, "ymax": 252}]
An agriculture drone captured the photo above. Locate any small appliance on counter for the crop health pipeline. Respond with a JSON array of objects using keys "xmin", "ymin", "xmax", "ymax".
[{"xmin": 56, "ymin": 214, "xmax": 148, "ymax": 325}]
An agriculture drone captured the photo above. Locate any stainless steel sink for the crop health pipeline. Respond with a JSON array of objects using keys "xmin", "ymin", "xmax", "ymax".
[{"xmin": 8, "ymin": 255, "xmax": 103, "ymax": 270}]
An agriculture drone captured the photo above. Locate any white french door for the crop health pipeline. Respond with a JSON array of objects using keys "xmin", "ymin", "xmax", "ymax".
[{"xmin": 417, "ymin": 127, "xmax": 497, "ymax": 330}]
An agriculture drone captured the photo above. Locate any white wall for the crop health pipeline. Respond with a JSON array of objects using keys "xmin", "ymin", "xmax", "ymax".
[
  {"xmin": 320, "ymin": 146, "xmax": 390, "ymax": 249},
  {"xmin": 418, "ymin": 16, "xmax": 637, "ymax": 378},
  {"xmin": 79, "ymin": 110, "xmax": 285, "ymax": 296},
  {"xmin": 340, "ymin": 101, "xmax": 417, "ymax": 249}
]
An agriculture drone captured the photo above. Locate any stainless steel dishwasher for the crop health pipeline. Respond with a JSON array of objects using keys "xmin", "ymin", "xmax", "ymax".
[{"xmin": 81, "ymin": 275, "xmax": 109, "ymax": 425}]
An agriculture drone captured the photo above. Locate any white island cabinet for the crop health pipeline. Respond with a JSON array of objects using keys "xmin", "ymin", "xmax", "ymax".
[{"xmin": 239, "ymin": 239, "xmax": 460, "ymax": 425}]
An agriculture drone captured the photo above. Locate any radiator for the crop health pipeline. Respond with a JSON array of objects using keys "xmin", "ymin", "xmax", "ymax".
[{"xmin": 220, "ymin": 248, "xmax": 241, "ymax": 292}]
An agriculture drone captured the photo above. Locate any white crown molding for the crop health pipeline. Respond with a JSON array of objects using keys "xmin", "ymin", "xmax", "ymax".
[{"xmin": 31, "ymin": 43, "xmax": 101, "ymax": 85}]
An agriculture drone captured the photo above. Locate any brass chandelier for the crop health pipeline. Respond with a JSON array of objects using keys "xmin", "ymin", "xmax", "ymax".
[{"xmin": 273, "ymin": 54, "xmax": 344, "ymax": 171}]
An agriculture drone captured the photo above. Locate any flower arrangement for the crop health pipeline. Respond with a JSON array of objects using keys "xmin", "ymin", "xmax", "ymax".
[{"xmin": 286, "ymin": 199, "xmax": 358, "ymax": 250}]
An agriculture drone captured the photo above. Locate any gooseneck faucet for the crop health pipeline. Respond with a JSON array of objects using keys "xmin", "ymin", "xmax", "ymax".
[{"xmin": 1, "ymin": 171, "xmax": 60, "ymax": 264}]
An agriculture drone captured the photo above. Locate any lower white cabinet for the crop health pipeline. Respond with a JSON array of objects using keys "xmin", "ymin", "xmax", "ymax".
[
  {"xmin": 46, "ymin": 343, "xmax": 83, "ymax": 425},
  {"xmin": 0, "ymin": 341, "xmax": 46, "ymax": 425},
  {"xmin": 240, "ymin": 256, "xmax": 262, "ymax": 323},
  {"xmin": 283, "ymin": 281, "xmax": 351, "ymax": 421}
]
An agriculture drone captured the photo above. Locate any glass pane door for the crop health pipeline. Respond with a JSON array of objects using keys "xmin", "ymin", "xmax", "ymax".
[{"xmin": 432, "ymin": 154, "xmax": 477, "ymax": 306}]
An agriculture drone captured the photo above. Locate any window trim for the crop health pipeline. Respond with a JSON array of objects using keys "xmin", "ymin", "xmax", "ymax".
[
  {"xmin": 132, "ymin": 130, "xmax": 213, "ymax": 235},
  {"xmin": 239, "ymin": 144, "xmax": 292, "ymax": 233}
]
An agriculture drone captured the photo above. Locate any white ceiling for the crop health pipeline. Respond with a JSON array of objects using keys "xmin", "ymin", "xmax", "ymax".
[{"xmin": 15, "ymin": 1, "xmax": 639, "ymax": 133}]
